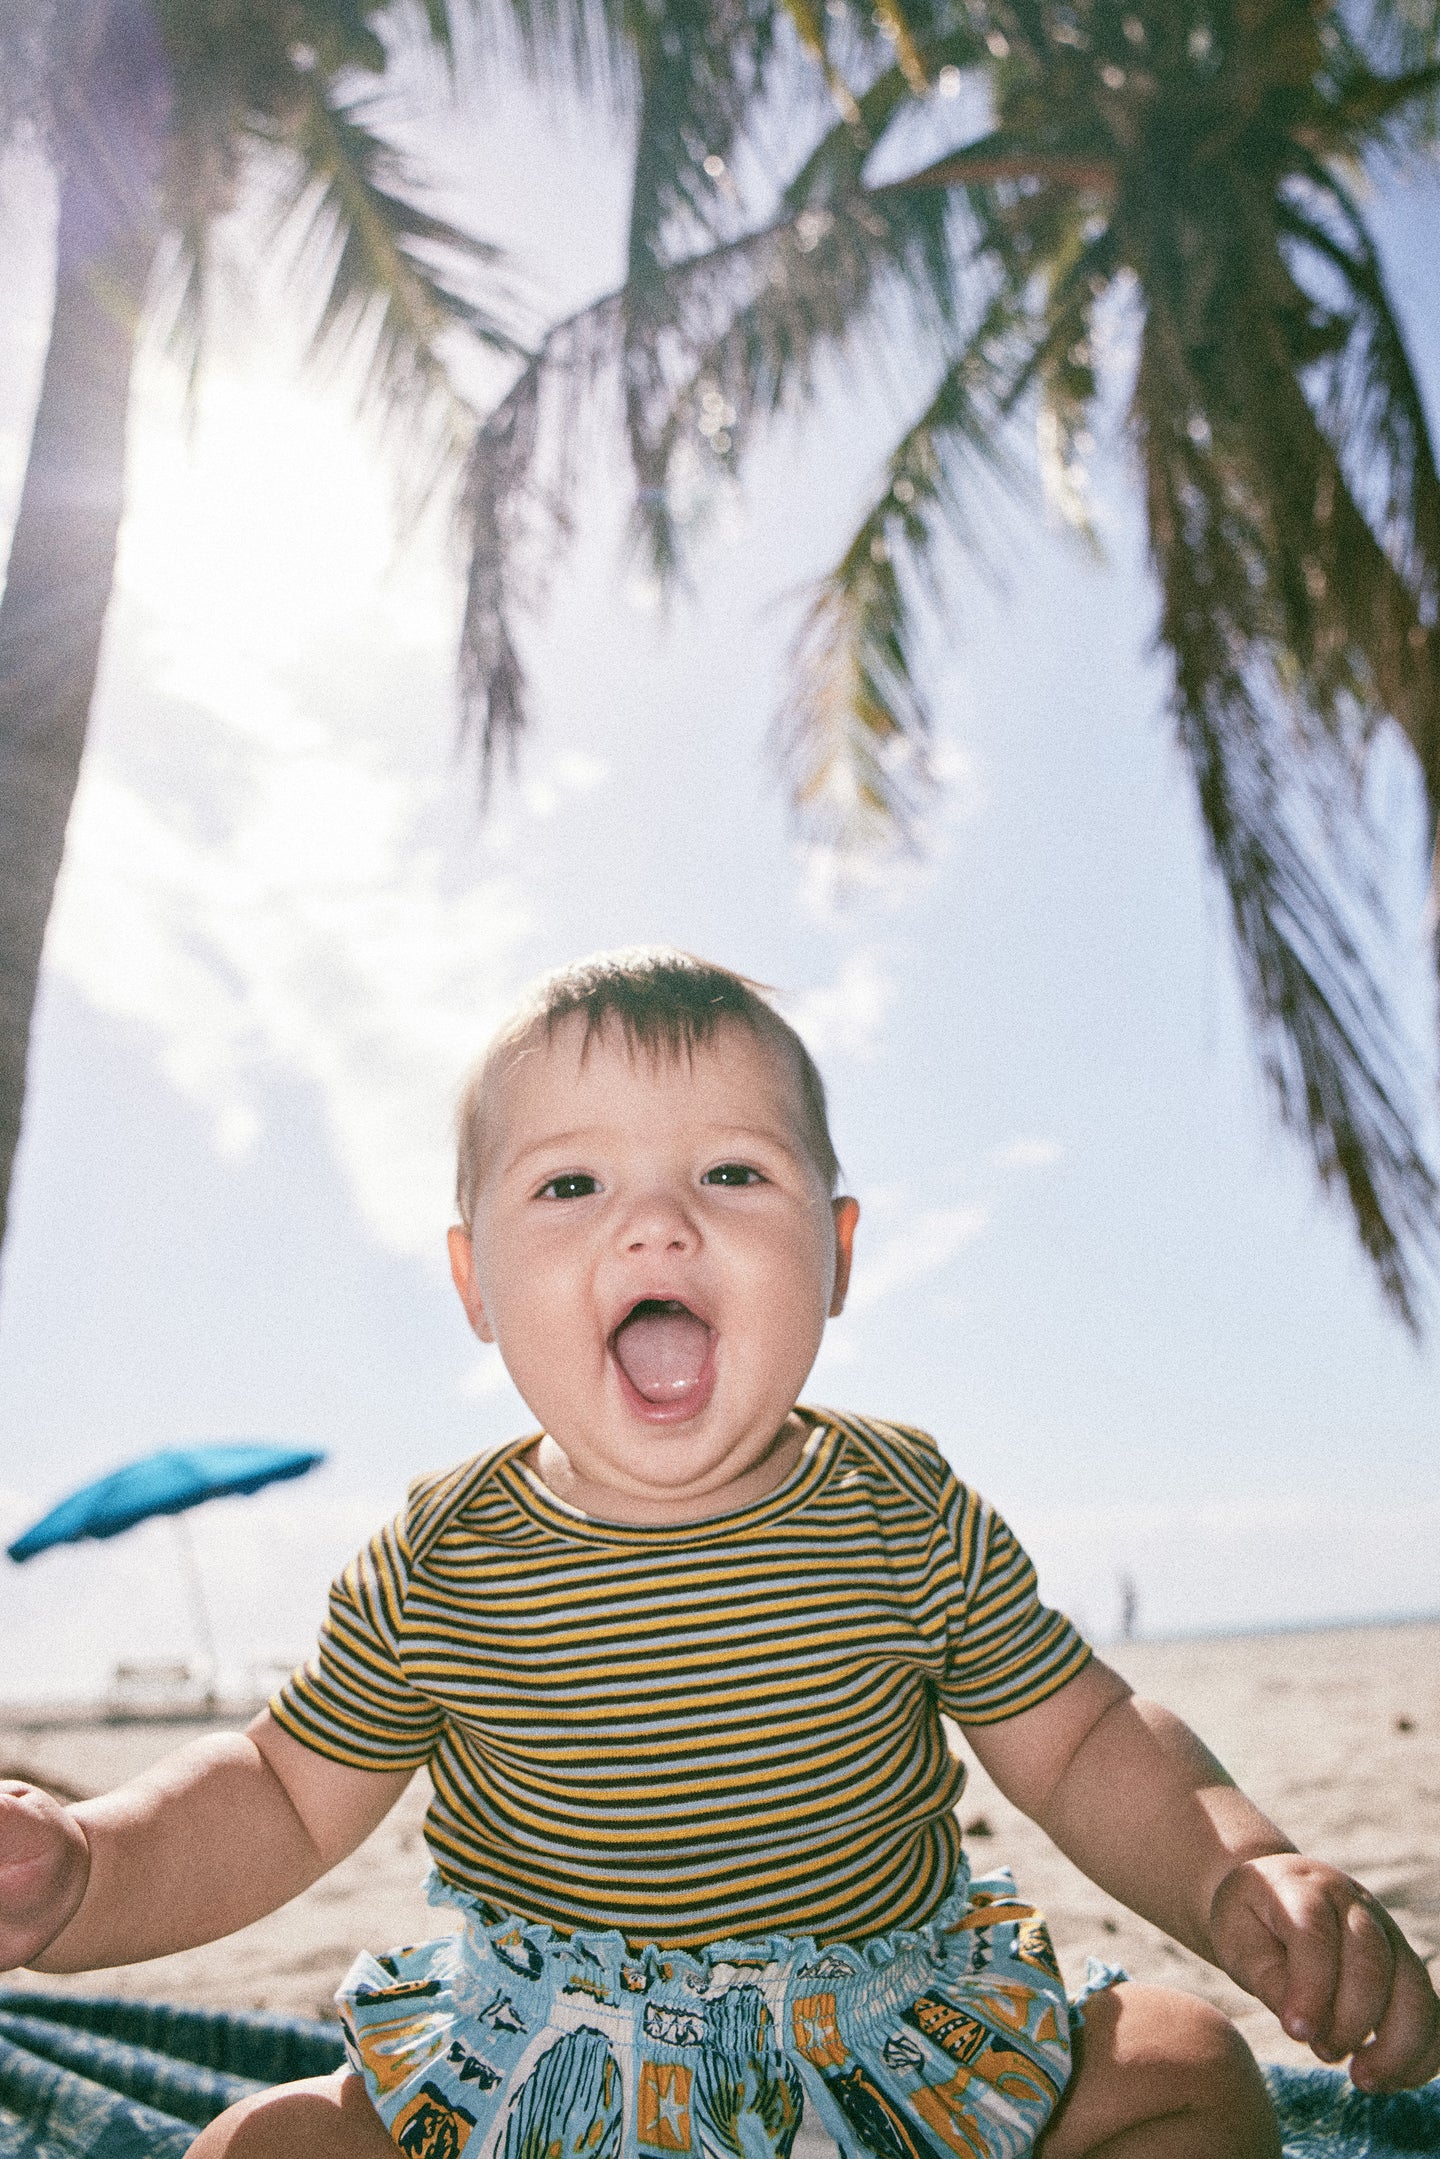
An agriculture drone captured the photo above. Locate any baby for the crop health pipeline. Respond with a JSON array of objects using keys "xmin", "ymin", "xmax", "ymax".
[{"xmin": 2, "ymin": 949, "xmax": 1437, "ymax": 2159}]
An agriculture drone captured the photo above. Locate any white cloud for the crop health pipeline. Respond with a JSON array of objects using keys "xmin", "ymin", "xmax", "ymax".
[
  {"xmin": 989, "ymin": 1136, "xmax": 1064, "ymax": 1172},
  {"xmin": 845, "ymin": 1203, "xmax": 990, "ymax": 1313},
  {"xmin": 46, "ymin": 744, "xmax": 538, "ymax": 1257},
  {"xmin": 786, "ymin": 948, "xmax": 895, "ymax": 1062},
  {"xmin": 520, "ymin": 753, "xmax": 609, "ymax": 821}
]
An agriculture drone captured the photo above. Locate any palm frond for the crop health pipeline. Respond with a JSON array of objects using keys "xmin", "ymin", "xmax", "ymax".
[
  {"xmin": 781, "ymin": 28, "xmax": 988, "ymax": 208},
  {"xmin": 771, "ymin": 220, "xmax": 1114, "ymax": 857},
  {"xmin": 774, "ymin": 296, "xmax": 1041, "ymax": 852},
  {"xmin": 262, "ymin": 69, "xmax": 525, "ymax": 506},
  {"xmin": 457, "ymin": 364, "xmax": 539, "ymax": 794},
  {"xmin": 1354, "ymin": 0, "xmax": 1440, "ymax": 73},
  {"xmin": 147, "ymin": 215, "xmax": 209, "ymax": 421},
  {"xmin": 625, "ymin": 0, "xmax": 776, "ymax": 283},
  {"xmin": 1024, "ymin": 223, "xmax": 1114, "ymax": 541},
  {"xmin": 1324, "ymin": 57, "xmax": 1440, "ymax": 134},
  {"xmin": 778, "ymin": 560, "xmax": 934, "ymax": 854},
  {"xmin": 890, "ymin": 130, "xmax": 1117, "ymax": 197},
  {"xmin": 621, "ymin": 27, "xmax": 997, "ymax": 575},
  {"xmin": 1135, "ymin": 302, "xmax": 1440, "ymax": 1325},
  {"xmin": 1237, "ymin": 177, "xmax": 1440, "ymax": 851},
  {"xmin": 773, "ymin": 0, "xmax": 862, "ymax": 124},
  {"xmin": 456, "ymin": 295, "xmax": 621, "ymax": 783},
  {"xmin": 1280, "ymin": 165, "xmax": 1440, "ymax": 610},
  {"xmin": 407, "ymin": 0, "xmax": 461, "ymax": 63},
  {"xmin": 1185, "ymin": 685, "xmax": 1436, "ymax": 1328},
  {"xmin": 631, "ymin": 180, "xmax": 957, "ymax": 575},
  {"xmin": 469, "ymin": 0, "xmax": 626, "ymax": 98}
]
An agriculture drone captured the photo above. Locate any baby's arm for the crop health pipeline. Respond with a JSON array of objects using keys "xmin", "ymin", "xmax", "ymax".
[
  {"xmin": 0, "ymin": 1711, "xmax": 411, "ymax": 1974},
  {"xmin": 964, "ymin": 1658, "xmax": 1440, "ymax": 2091}
]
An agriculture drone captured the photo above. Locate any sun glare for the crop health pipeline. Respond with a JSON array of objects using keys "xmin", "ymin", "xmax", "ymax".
[{"xmin": 117, "ymin": 357, "xmax": 453, "ymax": 676}]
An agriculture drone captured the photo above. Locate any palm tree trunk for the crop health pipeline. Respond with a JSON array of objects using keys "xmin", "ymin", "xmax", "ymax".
[{"xmin": 0, "ymin": 0, "xmax": 170, "ymax": 1257}]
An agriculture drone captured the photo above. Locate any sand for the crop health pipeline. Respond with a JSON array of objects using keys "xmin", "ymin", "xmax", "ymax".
[{"xmin": 2, "ymin": 1620, "xmax": 1437, "ymax": 2072}]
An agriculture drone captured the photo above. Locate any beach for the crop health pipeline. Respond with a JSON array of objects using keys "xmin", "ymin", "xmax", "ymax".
[{"xmin": 3, "ymin": 1619, "xmax": 1437, "ymax": 2071}]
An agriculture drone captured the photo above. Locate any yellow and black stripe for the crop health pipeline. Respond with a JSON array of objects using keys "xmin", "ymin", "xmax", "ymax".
[{"xmin": 272, "ymin": 1411, "xmax": 1088, "ymax": 1950}]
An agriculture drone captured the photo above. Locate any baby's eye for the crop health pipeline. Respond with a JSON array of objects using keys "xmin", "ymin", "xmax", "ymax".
[
  {"xmin": 536, "ymin": 1173, "xmax": 599, "ymax": 1200},
  {"xmin": 702, "ymin": 1163, "xmax": 765, "ymax": 1187}
]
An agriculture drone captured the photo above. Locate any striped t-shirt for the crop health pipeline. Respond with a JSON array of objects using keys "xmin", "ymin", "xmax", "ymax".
[{"xmin": 272, "ymin": 1410, "xmax": 1088, "ymax": 1950}]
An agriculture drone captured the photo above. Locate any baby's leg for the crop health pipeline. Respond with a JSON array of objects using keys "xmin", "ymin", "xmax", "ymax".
[
  {"xmin": 1039, "ymin": 1983, "xmax": 1280, "ymax": 2159},
  {"xmin": 186, "ymin": 2066, "xmax": 395, "ymax": 2157}
]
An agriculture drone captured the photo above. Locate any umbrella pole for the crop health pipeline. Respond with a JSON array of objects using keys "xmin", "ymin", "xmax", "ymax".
[{"xmin": 171, "ymin": 1513, "xmax": 219, "ymax": 1712}]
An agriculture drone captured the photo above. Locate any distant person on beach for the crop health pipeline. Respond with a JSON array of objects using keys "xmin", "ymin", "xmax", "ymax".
[{"xmin": 3, "ymin": 949, "xmax": 1438, "ymax": 2159}]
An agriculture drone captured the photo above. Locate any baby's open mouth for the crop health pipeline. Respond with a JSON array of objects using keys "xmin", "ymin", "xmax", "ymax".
[{"xmin": 610, "ymin": 1299, "xmax": 714, "ymax": 1407}]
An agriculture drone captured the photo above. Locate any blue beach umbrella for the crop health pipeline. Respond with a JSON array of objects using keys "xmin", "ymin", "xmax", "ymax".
[{"xmin": 6, "ymin": 1443, "xmax": 325, "ymax": 1699}]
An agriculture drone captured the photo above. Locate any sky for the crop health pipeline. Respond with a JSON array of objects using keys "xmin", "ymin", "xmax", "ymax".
[{"xmin": 1, "ymin": 50, "xmax": 1438, "ymax": 1702}]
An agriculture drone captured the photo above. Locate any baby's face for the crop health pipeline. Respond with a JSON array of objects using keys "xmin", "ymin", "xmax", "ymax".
[{"xmin": 449, "ymin": 1016, "xmax": 858, "ymax": 1523}]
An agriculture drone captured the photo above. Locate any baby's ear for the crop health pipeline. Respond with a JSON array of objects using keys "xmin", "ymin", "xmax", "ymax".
[
  {"xmin": 447, "ymin": 1226, "xmax": 497, "ymax": 1343},
  {"xmin": 829, "ymin": 1196, "xmax": 860, "ymax": 1317}
]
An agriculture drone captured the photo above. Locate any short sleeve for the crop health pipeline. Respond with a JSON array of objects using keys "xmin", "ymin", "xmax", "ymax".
[
  {"xmin": 270, "ymin": 1510, "xmax": 447, "ymax": 1770},
  {"xmin": 938, "ymin": 1499, "xmax": 1090, "ymax": 1723}
]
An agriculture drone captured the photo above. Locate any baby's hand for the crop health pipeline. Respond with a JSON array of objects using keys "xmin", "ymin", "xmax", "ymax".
[
  {"xmin": 0, "ymin": 1781, "xmax": 91, "ymax": 1971},
  {"xmin": 1210, "ymin": 1853, "xmax": 1440, "ymax": 2091}
]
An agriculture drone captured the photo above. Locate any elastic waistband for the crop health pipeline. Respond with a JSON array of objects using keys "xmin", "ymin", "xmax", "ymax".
[{"xmin": 424, "ymin": 1857, "xmax": 980, "ymax": 1991}]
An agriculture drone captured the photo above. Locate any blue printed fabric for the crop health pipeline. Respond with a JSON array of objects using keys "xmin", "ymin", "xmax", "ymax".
[
  {"xmin": 338, "ymin": 1868, "xmax": 1075, "ymax": 2159},
  {"xmin": 0, "ymin": 1991, "xmax": 343, "ymax": 2156}
]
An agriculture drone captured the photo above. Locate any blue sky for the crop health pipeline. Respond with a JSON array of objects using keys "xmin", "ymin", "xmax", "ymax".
[{"xmin": 1, "ymin": 59, "xmax": 1438, "ymax": 1699}]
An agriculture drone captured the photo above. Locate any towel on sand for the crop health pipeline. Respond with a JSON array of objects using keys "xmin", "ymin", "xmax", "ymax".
[{"xmin": 1, "ymin": 1992, "xmax": 1437, "ymax": 2157}]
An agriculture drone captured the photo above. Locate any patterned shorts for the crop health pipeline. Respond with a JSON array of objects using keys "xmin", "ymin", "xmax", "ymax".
[{"xmin": 336, "ymin": 1866, "xmax": 1090, "ymax": 2159}]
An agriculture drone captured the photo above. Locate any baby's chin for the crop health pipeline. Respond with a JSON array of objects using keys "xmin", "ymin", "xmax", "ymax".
[{"xmin": 533, "ymin": 1413, "xmax": 805, "ymax": 1525}]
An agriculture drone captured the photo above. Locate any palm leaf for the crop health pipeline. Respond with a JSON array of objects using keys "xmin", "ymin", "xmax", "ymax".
[
  {"xmin": 782, "ymin": 28, "xmax": 989, "ymax": 205},
  {"xmin": 456, "ymin": 79, "xmax": 966, "ymax": 773},
  {"xmin": 774, "ymin": 294, "xmax": 1042, "ymax": 851},
  {"xmin": 1312, "ymin": 56, "xmax": 1440, "ymax": 148},
  {"xmin": 1354, "ymin": 0, "xmax": 1440, "ymax": 72},
  {"xmin": 260, "ymin": 70, "xmax": 525, "ymax": 507},
  {"xmin": 624, "ymin": 0, "xmax": 777, "ymax": 284},
  {"xmin": 1134, "ymin": 286, "xmax": 1440, "ymax": 1325},
  {"xmin": 147, "ymin": 215, "xmax": 209, "ymax": 420},
  {"xmin": 621, "ymin": 26, "xmax": 997, "ymax": 572},
  {"xmin": 409, "ymin": 0, "xmax": 461, "ymax": 62},
  {"xmin": 456, "ymin": 294, "xmax": 620, "ymax": 781},
  {"xmin": 774, "ymin": 0, "xmax": 862, "ymax": 123},
  {"xmin": 1279, "ymin": 161, "xmax": 1440, "ymax": 610}
]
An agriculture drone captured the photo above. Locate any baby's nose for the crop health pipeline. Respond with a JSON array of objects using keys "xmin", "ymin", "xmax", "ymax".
[{"xmin": 621, "ymin": 1191, "xmax": 696, "ymax": 1250}]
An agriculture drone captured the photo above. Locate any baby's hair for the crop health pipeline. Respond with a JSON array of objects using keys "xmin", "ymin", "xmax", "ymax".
[{"xmin": 455, "ymin": 947, "xmax": 840, "ymax": 1223}]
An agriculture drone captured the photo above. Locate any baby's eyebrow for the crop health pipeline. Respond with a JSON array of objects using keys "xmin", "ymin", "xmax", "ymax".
[
  {"xmin": 502, "ymin": 1121, "xmax": 805, "ymax": 1177},
  {"xmin": 704, "ymin": 1124, "xmax": 801, "ymax": 1152},
  {"xmin": 502, "ymin": 1128, "xmax": 604, "ymax": 1176}
]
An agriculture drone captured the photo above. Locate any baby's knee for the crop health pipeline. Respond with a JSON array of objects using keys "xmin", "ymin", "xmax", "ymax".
[
  {"xmin": 1111, "ymin": 1982, "xmax": 1259, "ymax": 2085},
  {"xmin": 1050, "ymin": 1983, "xmax": 1279, "ymax": 2158},
  {"xmin": 186, "ymin": 2066, "xmax": 394, "ymax": 2157}
]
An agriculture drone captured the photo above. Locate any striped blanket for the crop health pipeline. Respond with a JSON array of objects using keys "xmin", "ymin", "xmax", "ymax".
[{"xmin": 0, "ymin": 1993, "xmax": 1436, "ymax": 2158}]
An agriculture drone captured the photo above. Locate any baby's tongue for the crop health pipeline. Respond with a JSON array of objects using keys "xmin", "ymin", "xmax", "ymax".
[{"xmin": 613, "ymin": 1302, "xmax": 712, "ymax": 1402}]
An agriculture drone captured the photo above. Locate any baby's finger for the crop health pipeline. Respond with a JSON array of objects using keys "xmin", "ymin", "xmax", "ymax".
[
  {"xmin": 1266, "ymin": 1877, "xmax": 1343, "ymax": 2047},
  {"xmin": 1321, "ymin": 1899, "xmax": 1398, "ymax": 2064},
  {"xmin": 1311, "ymin": 1897, "xmax": 1395, "ymax": 2063},
  {"xmin": 1349, "ymin": 1937, "xmax": 1440, "ymax": 2093}
]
